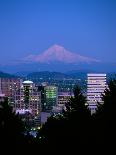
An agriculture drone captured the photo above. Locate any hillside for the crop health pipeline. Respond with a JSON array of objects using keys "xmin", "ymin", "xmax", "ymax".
[
  {"xmin": 0, "ymin": 71, "xmax": 18, "ymax": 78},
  {"xmin": 27, "ymin": 71, "xmax": 70, "ymax": 80}
]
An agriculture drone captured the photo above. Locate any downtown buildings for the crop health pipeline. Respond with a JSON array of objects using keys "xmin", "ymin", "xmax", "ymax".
[
  {"xmin": 0, "ymin": 73, "xmax": 108, "ymax": 126},
  {"xmin": 87, "ymin": 73, "xmax": 107, "ymax": 114},
  {"xmin": 0, "ymin": 78, "xmax": 41, "ymax": 127},
  {"xmin": 0, "ymin": 77, "xmax": 72, "ymax": 126},
  {"xmin": 14, "ymin": 80, "xmax": 41, "ymax": 127}
]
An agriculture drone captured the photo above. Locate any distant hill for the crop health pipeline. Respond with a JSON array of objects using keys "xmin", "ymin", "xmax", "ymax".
[
  {"xmin": 26, "ymin": 71, "xmax": 116, "ymax": 83},
  {"xmin": 0, "ymin": 70, "xmax": 115, "ymax": 82},
  {"xmin": 27, "ymin": 71, "xmax": 70, "ymax": 80},
  {"xmin": 15, "ymin": 71, "xmax": 32, "ymax": 77},
  {"xmin": 66, "ymin": 70, "xmax": 93, "ymax": 79},
  {"xmin": 26, "ymin": 71, "xmax": 89, "ymax": 82},
  {"xmin": 0, "ymin": 71, "xmax": 18, "ymax": 78},
  {"xmin": 67, "ymin": 70, "xmax": 116, "ymax": 79}
]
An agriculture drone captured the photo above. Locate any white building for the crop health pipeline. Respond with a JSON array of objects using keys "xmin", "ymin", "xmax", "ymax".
[{"xmin": 87, "ymin": 73, "xmax": 107, "ymax": 114}]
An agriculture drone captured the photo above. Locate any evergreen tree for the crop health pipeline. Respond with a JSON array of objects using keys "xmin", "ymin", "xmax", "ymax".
[
  {"xmin": 38, "ymin": 86, "xmax": 91, "ymax": 151},
  {"xmin": 0, "ymin": 98, "xmax": 26, "ymax": 147},
  {"xmin": 94, "ymin": 79, "xmax": 116, "ymax": 148},
  {"xmin": 64, "ymin": 86, "xmax": 90, "ymax": 117},
  {"xmin": 63, "ymin": 86, "xmax": 91, "ymax": 146}
]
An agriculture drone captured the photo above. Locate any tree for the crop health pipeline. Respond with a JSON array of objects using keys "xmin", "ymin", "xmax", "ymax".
[
  {"xmin": 64, "ymin": 86, "xmax": 90, "ymax": 116},
  {"xmin": 94, "ymin": 79, "xmax": 116, "ymax": 147},
  {"xmin": 63, "ymin": 86, "xmax": 91, "ymax": 146},
  {"xmin": 0, "ymin": 98, "xmax": 26, "ymax": 147},
  {"xmin": 38, "ymin": 86, "xmax": 91, "ymax": 151}
]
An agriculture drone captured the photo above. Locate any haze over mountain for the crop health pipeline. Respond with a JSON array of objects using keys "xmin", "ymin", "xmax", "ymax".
[
  {"xmin": 23, "ymin": 44, "xmax": 99, "ymax": 64},
  {"xmin": 0, "ymin": 44, "xmax": 115, "ymax": 73}
]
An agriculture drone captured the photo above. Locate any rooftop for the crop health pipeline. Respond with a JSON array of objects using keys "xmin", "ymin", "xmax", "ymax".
[{"xmin": 23, "ymin": 80, "xmax": 33, "ymax": 84}]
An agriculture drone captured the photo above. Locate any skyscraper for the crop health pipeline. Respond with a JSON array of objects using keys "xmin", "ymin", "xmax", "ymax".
[
  {"xmin": 87, "ymin": 73, "xmax": 107, "ymax": 114},
  {"xmin": 14, "ymin": 80, "xmax": 41, "ymax": 127},
  {"xmin": 0, "ymin": 78, "xmax": 22, "ymax": 102},
  {"xmin": 0, "ymin": 80, "xmax": 5, "ymax": 102},
  {"xmin": 44, "ymin": 86, "xmax": 58, "ymax": 112}
]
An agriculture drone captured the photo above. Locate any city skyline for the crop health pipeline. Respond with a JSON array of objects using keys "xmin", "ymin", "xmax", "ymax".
[
  {"xmin": 0, "ymin": 0, "xmax": 116, "ymax": 150},
  {"xmin": 0, "ymin": 0, "xmax": 116, "ymax": 68}
]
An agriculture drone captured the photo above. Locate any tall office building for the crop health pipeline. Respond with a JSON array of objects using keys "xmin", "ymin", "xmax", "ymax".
[
  {"xmin": 0, "ymin": 79, "xmax": 5, "ymax": 102},
  {"xmin": 87, "ymin": 73, "xmax": 107, "ymax": 114},
  {"xmin": 0, "ymin": 78, "xmax": 22, "ymax": 97},
  {"xmin": 44, "ymin": 86, "xmax": 58, "ymax": 112},
  {"xmin": 14, "ymin": 80, "xmax": 41, "ymax": 127},
  {"xmin": 37, "ymin": 85, "xmax": 46, "ymax": 112},
  {"xmin": 0, "ymin": 78, "xmax": 22, "ymax": 101}
]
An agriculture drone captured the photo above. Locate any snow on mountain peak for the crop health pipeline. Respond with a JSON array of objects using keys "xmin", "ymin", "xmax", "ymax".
[{"xmin": 23, "ymin": 44, "xmax": 100, "ymax": 64}]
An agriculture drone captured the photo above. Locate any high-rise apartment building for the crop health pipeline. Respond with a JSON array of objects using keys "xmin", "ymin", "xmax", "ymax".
[{"xmin": 87, "ymin": 73, "xmax": 107, "ymax": 114}]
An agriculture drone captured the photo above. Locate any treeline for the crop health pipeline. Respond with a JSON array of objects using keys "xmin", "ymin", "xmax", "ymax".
[{"xmin": 0, "ymin": 79, "xmax": 116, "ymax": 153}]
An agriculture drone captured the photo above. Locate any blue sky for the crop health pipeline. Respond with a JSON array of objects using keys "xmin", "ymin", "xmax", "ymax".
[{"xmin": 0, "ymin": 0, "xmax": 116, "ymax": 64}]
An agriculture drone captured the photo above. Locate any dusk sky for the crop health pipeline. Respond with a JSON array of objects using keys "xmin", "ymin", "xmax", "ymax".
[{"xmin": 0, "ymin": 0, "xmax": 116, "ymax": 65}]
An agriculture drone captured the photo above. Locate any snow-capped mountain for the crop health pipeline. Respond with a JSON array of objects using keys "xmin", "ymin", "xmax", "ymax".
[
  {"xmin": 23, "ymin": 44, "xmax": 99, "ymax": 64},
  {"xmin": 2, "ymin": 44, "xmax": 115, "ymax": 73}
]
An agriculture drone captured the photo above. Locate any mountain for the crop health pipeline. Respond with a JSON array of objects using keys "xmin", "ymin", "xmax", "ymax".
[
  {"xmin": 0, "ymin": 71, "xmax": 18, "ymax": 78},
  {"xmin": 23, "ymin": 44, "xmax": 99, "ymax": 64},
  {"xmin": 0, "ymin": 44, "xmax": 115, "ymax": 73}
]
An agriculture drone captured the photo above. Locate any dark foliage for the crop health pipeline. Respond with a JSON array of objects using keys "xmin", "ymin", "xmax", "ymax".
[
  {"xmin": 38, "ymin": 86, "xmax": 91, "ymax": 152},
  {"xmin": 0, "ymin": 98, "xmax": 27, "ymax": 149},
  {"xmin": 0, "ymin": 79, "xmax": 116, "ymax": 153},
  {"xmin": 93, "ymin": 79, "xmax": 116, "ymax": 149}
]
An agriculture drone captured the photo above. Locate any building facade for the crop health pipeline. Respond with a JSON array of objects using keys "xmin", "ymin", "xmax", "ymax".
[
  {"xmin": 0, "ymin": 78, "xmax": 23, "ymax": 109},
  {"xmin": 58, "ymin": 92, "xmax": 73, "ymax": 105},
  {"xmin": 0, "ymin": 93, "xmax": 5, "ymax": 102},
  {"xmin": 44, "ymin": 86, "xmax": 58, "ymax": 112},
  {"xmin": 14, "ymin": 80, "xmax": 41, "ymax": 127},
  {"xmin": 0, "ymin": 79, "xmax": 5, "ymax": 102},
  {"xmin": 87, "ymin": 73, "xmax": 107, "ymax": 114},
  {"xmin": 0, "ymin": 78, "xmax": 22, "ymax": 100}
]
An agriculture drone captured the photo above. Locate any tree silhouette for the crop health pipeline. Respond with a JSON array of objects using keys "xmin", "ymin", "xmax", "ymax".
[
  {"xmin": 94, "ymin": 79, "xmax": 116, "ymax": 149},
  {"xmin": 0, "ymin": 98, "xmax": 26, "ymax": 148},
  {"xmin": 63, "ymin": 86, "xmax": 91, "ymax": 146},
  {"xmin": 38, "ymin": 86, "xmax": 91, "ymax": 152},
  {"xmin": 64, "ymin": 86, "xmax": 90, "ymax": 117}
]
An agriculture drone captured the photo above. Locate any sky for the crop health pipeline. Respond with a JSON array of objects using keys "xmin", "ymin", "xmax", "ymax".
[{"xmin": 0, "ymin": 0, "xmax": 116, "ymax": 65}]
